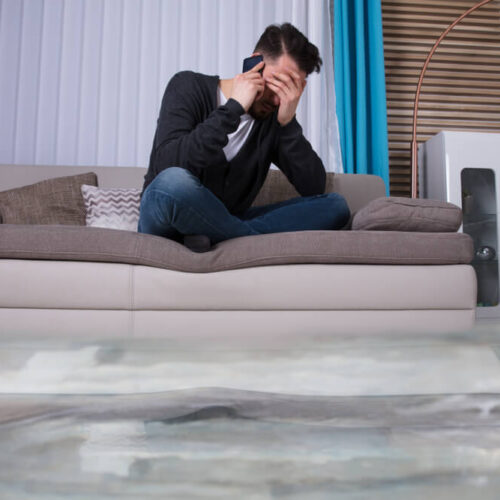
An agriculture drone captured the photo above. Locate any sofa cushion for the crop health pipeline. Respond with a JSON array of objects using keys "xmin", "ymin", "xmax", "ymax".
[
  {"xmin": 0, "ymin": 172, "xmax": 97, "ymax": 225},
  {"xmin": 81, "ymin": 185, "xmax": 140, "ymax": 231},
  {"xmin": 352, "ymin": 197, "xmax": 462, "ymax": 232},
  {"xmin": 0, "ymin": 224, "xmax": 473, "ymax": 273}
]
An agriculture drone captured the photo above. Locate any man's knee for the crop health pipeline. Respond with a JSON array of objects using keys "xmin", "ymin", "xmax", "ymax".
[
  {"xmin": 140, "ymin": 167, "xmax": 204, "ymax": 230},
  {"xmin": 149, "ymin": 166, "xmax": 200, "ymax": 198},
  {"xmin": 327, "ymin": 192, "xmax": 351, "ymax": 227},
  {"xmin": 140, "ymin": 167, "xmax": 194, "ymax": 221}
]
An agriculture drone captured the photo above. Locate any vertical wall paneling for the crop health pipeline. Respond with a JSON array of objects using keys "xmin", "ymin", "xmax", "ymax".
[
  {"xmin": 14, "ymin": 0, "xmax": 44, "ymax": 164},
  {"xmin": 179, "ymin": 0, "xmax": 200, "ymax": 73},
  {"xmin": 0, "ymin": 0, "xmax": 23, "ymax": 163},
  {"xmin": 290, "ymin": 0, "xmax": 309, "ymax": 138},
  {"xmin": 321, "ymin": 0, "xmax": 340, "ymax": 173},
  {"xmin": 198, "ymin": 0, "xmax": 219, "ymax": 76},
  {"xmin": 137, "ymin": 0, "xmax": 160, "ymax": 168},
  {"xmin": 1, "ymin": 0, "xmax": 342, "ymax": 173},
  {"xmin": 159, "ymin": 0, "xmax": 181, "ymax": 105},
  {"xmin": 117, "ymin": 0, "xmax": 142, "ymax": 165},
  {"xmin": 236, "ymin": 0, "xmax": 255, "ymax": 60},
  {"xmin": 292, "ymin": 0, "xmax": 307, "ymax": 28},
  {"xmin": 97, "ymin": 0, "xmax": 123, "ymax": 166},
  {"xmin": 306, "ymin": 0, "xmax": 322, "ymax": 162},
  {"xmin": 218, "ymin": 0, "xmax": 237, "ymax": 78},
  {"xmin": 78, "ymin": 0, "xmax": 104, "ymax": 165},
  {"xmin": 256, "ymin": 0, "xmax": 268, "ymax": 45},
  {"xmin": 35, "ymin": 0, "xmax": 63, "ymax": 164},
  {"xmin": 56, "ymin": 0, "xmax": 84, "ymax": 164},
  {"xmin": 275, "ymin": 0, "xmax": 286, "ymax": 26}
]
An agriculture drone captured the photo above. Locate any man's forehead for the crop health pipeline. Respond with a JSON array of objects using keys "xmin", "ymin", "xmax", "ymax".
[{"xmin": 264, "ymin": 55, "xmax": 306, "ymax": 78}]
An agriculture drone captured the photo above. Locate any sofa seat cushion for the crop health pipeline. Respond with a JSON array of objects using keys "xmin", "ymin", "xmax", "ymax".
[
  {"xmin": 352, "ymin": 197, "xmax": 462, "ymax": 232},
  {"xmin": 0, "ymin": 224, "xmax": 473, "ymax": 273}
]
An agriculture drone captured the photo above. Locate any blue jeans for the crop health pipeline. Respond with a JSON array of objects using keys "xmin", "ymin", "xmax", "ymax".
[{"xmin": 138, "ymin": 167, "xmax": 350, "ymax": 244}]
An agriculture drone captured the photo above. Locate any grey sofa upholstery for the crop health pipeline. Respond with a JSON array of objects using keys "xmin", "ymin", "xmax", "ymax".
[{"xmin": 0, "ymin": 164, "xmax": 476, "ymax": 338}]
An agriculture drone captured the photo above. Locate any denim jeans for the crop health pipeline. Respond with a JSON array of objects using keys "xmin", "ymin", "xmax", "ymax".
[{"xmin": 138, "ymin": 167, "xmax": 350, "ymax": 244}]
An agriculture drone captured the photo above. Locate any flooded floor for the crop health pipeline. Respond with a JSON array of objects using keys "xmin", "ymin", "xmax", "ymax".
[{"xmin": 1, "ymin": 325, "xmax": 500, "ymax": 499}]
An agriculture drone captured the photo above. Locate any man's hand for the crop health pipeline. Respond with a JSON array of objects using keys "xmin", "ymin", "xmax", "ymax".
[
  {"xmin": 230, "ymin": 61, "xmax": 265, "ymax": 113},
  {"xmin": 265, "ymin": 69, "xmax": 306, "ymax": 126}
]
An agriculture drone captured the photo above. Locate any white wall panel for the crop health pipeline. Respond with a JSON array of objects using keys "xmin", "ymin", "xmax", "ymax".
[
  {"xmin": 179, "ymin": 0, "xmax": 200, "ymax": 72},
  {"xmin": 0, "ymin": 0, "xmax": 23, "ymax": 163},
  {"xmin": 117, "ymin": 0, "xmax": 141, "ymax": 165},
  {"xmin": 0, "ymin": 0, "xmax": 342, "ymax": 173},
  {"xmin": 321, "ymin": 0, "xmax": 342, "ymax": 174},
  {"xmin": 14, "ymin": 0, "xmax": 43, "ymax": 164},
  {"xmin": 218, "ymin": 0, "xmax": 237, "ymax": 78},
  {"xmin": 78, "ymin": 0, "xmax": 104, "ymax": 165},
  {"xmin": 275, "ymin": 0, "xmax": 286, "ymax": 24},
  {"xmin": 236, "ymin": 0, "xmax": 256, "ymax": 61},
  {"xmin": 307, "ymin": 0, "xmax": 322, "ymax": 161},
  {"xmin": 137, "ymin": 0, "xmax": 160, "ymax": 168},
  {"xmin": 197, "ymin": 0, "xmax": 219, "ymax": 76},
  {"xmin": 159, "ymin": 0, "xmax": 180, "ymax": 101},
  {"xmin": 97, "ymin": 0, "xmax": 123, "ymax": 166},
  {"xmin": 290, "ymin": 0, "xmax": 309, "ymax": 141},
  {"xmin": 56, "ymin": 0, "xmax": 84, "ymax": 164},
  {"xmin": 35, "ymin": 0, "xmax": 63, "ymax": 164}
]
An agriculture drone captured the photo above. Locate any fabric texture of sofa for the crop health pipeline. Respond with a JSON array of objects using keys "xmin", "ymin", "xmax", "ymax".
[{"xmin": 0, "ymin": 164, "xmax": 476, "ymax": 337}]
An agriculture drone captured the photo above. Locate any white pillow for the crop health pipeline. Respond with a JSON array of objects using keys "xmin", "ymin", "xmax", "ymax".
[{"xmin": 81, "ymin": 184, "xmax": 141, "ymax": 231}]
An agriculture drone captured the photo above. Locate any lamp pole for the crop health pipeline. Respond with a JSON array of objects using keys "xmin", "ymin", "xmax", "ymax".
[{"xmin": 411, "ymin": 0, "xmax": 494, "ymax": 198}]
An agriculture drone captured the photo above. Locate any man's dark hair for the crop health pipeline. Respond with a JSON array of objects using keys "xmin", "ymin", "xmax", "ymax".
[{"xmin": 253, "ymin": 23, "xmax": 322, "ymax": 75}]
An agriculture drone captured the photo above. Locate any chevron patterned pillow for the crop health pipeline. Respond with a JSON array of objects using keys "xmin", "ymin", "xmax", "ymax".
[{"xmin": 81, "ymin": 185, "xmax": 141, "ymax": 232}]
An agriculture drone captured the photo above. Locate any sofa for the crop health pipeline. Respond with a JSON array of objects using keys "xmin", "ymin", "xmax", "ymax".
[{"xmin": 0, "ymin": 164, "xmax": 476, "ymax": 338}]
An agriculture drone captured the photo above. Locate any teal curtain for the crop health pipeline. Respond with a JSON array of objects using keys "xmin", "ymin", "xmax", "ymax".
[{"xmin": 334, "ymin": 0, "xmax": 390, "ymax": 194}]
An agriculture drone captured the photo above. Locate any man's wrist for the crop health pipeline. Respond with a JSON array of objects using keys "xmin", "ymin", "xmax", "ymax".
[
  {"xmin": 226, "ymin": 98, "xmax": 246, "ymax": 116},
  {"xmin": 278, "ymin": 117, "xmax": 293, "ymax": 127},
  {"xmin": 278, "ymin": 115, "xmax": 298, "ymax": 128}
]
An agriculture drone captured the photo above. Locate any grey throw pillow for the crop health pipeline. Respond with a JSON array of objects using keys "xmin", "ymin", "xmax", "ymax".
[
  {"xmin": 0, "ymin": 172, "xmax": 98, "ymax": 225},
  {"xmin": 352, "ymin": 196, "xmax": 462, "ymax": 232}
]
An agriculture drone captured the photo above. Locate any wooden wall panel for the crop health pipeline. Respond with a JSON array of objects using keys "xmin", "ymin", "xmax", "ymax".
[{"xmin": 382, "ymin": 0, "xmax": 500, "ymax": 196}]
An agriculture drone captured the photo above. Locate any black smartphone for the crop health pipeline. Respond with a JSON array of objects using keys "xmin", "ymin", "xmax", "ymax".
[{"xmin": 243, "ymin": 54, "xmax": 264, "ymax": 73}]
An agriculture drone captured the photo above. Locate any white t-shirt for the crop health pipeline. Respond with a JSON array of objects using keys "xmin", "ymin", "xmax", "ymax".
[{"xmin": 218, "ymin": 87, "xmax": 255, "ymax": 162}]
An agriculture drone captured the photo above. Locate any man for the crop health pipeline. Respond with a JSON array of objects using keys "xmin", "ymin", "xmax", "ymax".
[{"xmin": 138, "ymin": 23, "xmax": 350, "ymax": 252}]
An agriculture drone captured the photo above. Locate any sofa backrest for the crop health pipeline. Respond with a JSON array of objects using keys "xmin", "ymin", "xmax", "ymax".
[
  {"xmin": 252, "ymin": 169, "xmax": 386, "ymax": 213},
  {"xmin": 0, "ymin": 164, "xmax": 145, "ymax": 190},
  {"xmin": 0, "ymin": 164, "xmax": 386, "ymax": 213}
]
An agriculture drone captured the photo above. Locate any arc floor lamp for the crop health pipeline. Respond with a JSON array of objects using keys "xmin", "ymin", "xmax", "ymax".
[{"xmin": 410, "ymin": 0, "xmax": 494, "ymax": 198}]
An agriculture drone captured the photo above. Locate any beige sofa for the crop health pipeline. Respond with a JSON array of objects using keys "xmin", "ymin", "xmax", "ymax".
[{"xmin": 0, "ymin": 164, "xmax": 476, "ymax": 338}]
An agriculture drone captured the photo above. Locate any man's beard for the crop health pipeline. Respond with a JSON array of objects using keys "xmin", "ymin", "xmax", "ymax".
[{"xmin": 248, "ymin": 100, "xmax": 277, "ymax": 121}]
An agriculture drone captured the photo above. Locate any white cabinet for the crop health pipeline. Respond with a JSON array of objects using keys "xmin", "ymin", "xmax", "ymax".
[{"xmin": 419, "ymin": 131, "xmax": 500, "ymax": 317}]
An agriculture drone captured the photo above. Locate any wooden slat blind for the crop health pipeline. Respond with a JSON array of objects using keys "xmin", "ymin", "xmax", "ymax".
[{"xmin": 382, "ymin": 0, "xmax": 500, "ymax": 196}]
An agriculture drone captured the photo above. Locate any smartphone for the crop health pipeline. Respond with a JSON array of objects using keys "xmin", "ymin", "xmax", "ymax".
[{"xmin": 243, "ymin": 55, "xmax": 264, "ymax": 73}]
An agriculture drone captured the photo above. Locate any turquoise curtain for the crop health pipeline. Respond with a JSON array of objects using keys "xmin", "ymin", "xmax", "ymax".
[{"xmin": 334, "ymin": 0, "xmax": 390, "ymax": 194}]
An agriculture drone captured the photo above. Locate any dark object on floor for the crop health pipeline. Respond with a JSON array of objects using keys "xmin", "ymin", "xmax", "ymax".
[{"xmin": 183, "ymin": 234, "xmax": 211, "ymax": 253}]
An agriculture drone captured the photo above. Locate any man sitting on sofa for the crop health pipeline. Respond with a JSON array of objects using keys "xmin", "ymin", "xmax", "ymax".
[{"xmin": 138, "ymin": 22, "xmax": 350, "ymax": 252}]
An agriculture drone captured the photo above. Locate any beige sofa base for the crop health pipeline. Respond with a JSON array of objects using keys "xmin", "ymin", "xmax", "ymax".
[
  {"xmin": 0, "ymin": 260, "xmax": 476, "ymax": 338},
  {"xmin": 0, "ymin": 308, "xmax": 475, "ymax": 339},
  {"xmin": 1, "ymin": 261, "xmax": 476, "ymax": 309}
]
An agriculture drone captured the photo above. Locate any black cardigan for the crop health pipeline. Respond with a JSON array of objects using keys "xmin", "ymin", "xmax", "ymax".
[{"xmin": 142, "ymin": 71, "xmax": 326, "ymax": 215}]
